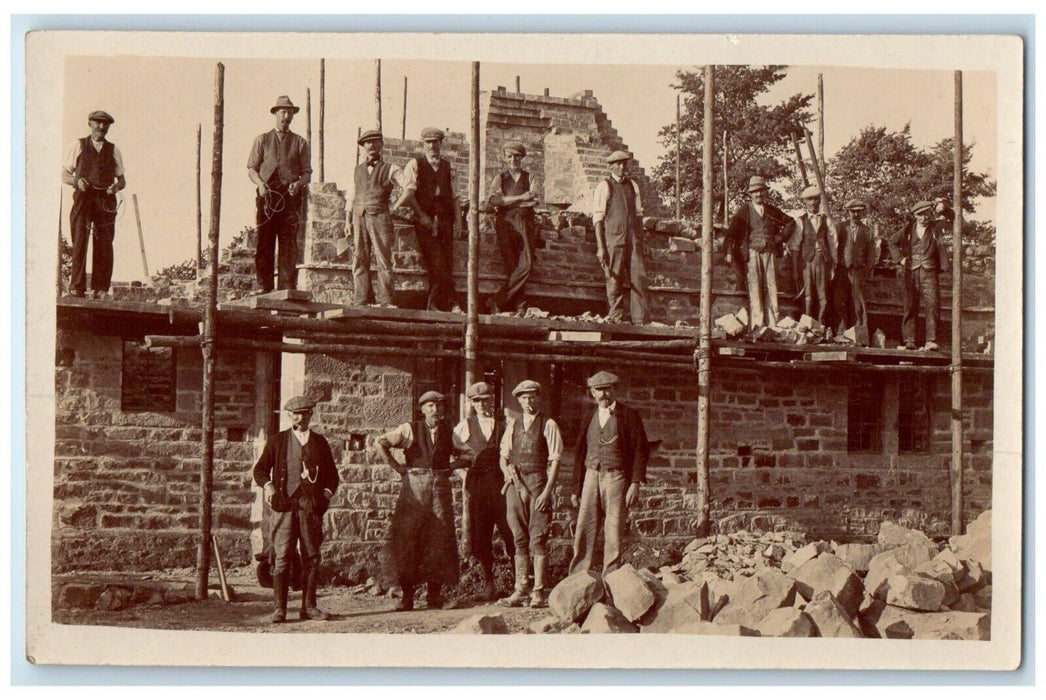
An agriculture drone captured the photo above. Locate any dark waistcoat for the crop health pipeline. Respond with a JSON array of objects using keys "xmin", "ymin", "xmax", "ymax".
[
  {"xmin": 911, "ymin": 227, "xmax": 939, "ymax": 271},
  {"xmin": 76, "ymin": 137, "xmax": 116, "ymax": 188},
  {"xmin": 604, "ymin": 178, "xmax": 637, "ymax": 243},
  {"xmin": 510, "ymin": 414, "xmax": 549, "ymax": 474},
  {"xmin": 403, "ymin": 419, "xmax": 453, "ymax": 471},
  {"xmin": 465, "ymin": 414, "xmax": 501, "ymax": 472},
  {"xmin": 584, "ymin": 412, "xmax": 624, "ymax": 470},
  {"xmin": 414, "ymin": 156, "xmax": 455, "ymax": 218},
  {"xmin": 353, "ymin": 161, "xmax": 395, "ymax": 214}
]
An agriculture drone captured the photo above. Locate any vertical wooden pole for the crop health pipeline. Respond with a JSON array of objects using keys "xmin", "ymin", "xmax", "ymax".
[
  {"xmin": 402, "ymin": 76, "xmax": 408, "ymax": 140},
  {"xmin": 319, "ymin": 59, "xmax": 325, "ymax": 182},
  {"xmin": 463, "ymin": 61, "xmax": 482, "ymax": 555},
  {"xmin": 951, "ymin": 70, "xmax": 965, "ymax": 535},
  {"xmin": 57, "ymin": 189, "xmax": 64, "ymax": 295},
  {"xmin": 543, "ymin": 87, "xmax": 549, "ymax": 97},
  {"xmin": 306, "ymin": 87, "xmax": 312, "ymax": 148},
  {"xmin": 805, "ymin": 129, "xmax": 830, "ymax": 215},
  {"xmin": 515, "ymin": 75, "xmax": 520, "ymax": 93},
  {"xmin": 791, "ymin": 131, "xmax": 810, "ymax": 188},
  {"xmin": 132, "ymin": 193, "xmax": 149, "ymax": 277},
  {"xmin": 695, "ymin": 65, "xmax": 715, "ymax": 538},
  {"xmin": 375, "ymin": 59, "xmax": 383, "ymax": 131},
  {"xmin": 722, "ymin": 130, "xmax": 729, "ymax": 226},
  {"xmin": 675, "ymin": 93, "xmax": 681, "ymax": 220},
  {"xmin": 197, "ymin": 61, "xmax": 224, "ymax": 600},
  {"xmin": 195, "ymin": 124, "xmax": 202, "ymax": 275},
  {"xmin": 355, "ymin": 126, "xmax": 361, "ymax": 168},
  {"xmin": 817, "ymin": 73, "xmax": 826, "ymax": 177}
]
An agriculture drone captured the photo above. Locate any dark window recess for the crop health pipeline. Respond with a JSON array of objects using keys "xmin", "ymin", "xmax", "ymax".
[
  {"xmin": 121, "ymin": 339, "xmax": 176, "ymax": 413},
  {"xmin": 898, "ymin": 376, "xmax": 933, "ymax": 454},
  {"xmin": 847, "ymin": 375, "xmax": 883, "ymax": 453},
  {"xmin": 226, "ymin": 427, "xmax": 247, "ymax": 442}
]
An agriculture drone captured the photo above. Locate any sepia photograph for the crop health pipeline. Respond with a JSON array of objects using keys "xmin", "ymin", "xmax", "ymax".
[{"xmin": 23, "ymin": 30, "xmax": 1023, "ymax": 669}]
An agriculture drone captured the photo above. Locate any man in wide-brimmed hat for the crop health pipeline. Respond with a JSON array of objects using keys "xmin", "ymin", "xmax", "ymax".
[
  {"xmin": 788, "ymin": 185, "xmax": 836, "ymax": 327},
  {"xmin": 568, "ymin": 371, "xmax": 649, "ymax": 577},
  {"xmin": 888, "ymin": 199, "xmax": 953, "ymax": 351},
  {"xmin": 253, "ymin": 395, "xmax": 339, "ymax": 623},
  {"xmin": 726, "ymin": 175, "xmax": 793, "ymax": 330},
  {"xmin": 62, "ymin": 109, "xmax": 126, "ymax": 299},
  {"xmin": 376, "ymin": 390, "xmax": 474, "ymax": 610},
  {"xmin": 247, "ymin": 95, "xmax": 312, "ymax": 293},
  {"xmin": 831, "ymin": 199, "xmax": 878, "ymax": 345},
  {"xmin": 592, "ymin": 151, "xmax": 650, "ymax": 324},
  {"xmin": 486, "ymin": 141, "xmax": 542, "ymax": 316}
]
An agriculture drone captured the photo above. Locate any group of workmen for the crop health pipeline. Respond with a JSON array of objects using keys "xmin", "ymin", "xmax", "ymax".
[
  {"xmin": 252, "ymin": 369, "xmax": 649, "ymax": 622},
  {"xmin": 727, "ymin": 176, "xmax": 951, "ymax": 351}
]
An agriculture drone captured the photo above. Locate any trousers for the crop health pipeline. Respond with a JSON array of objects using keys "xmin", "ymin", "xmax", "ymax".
[
  {"xmin": 901, "ymin": 267, "xmax": 939, "ymax": 345},
  {"xmin": 568, "ymin": 468, "xmax": 627, "ymax": 576},
  {"xmin": 352, "ymin": 210, "xmax": 395, "ymax": 305},
  {"xmin": 505, "ymin": 471, "xmax": 550, "ymax": 557},
  {"xmin": 492, "ymin": 209, "xmax": 536, "ymax": 311},
  {"xmin": 271, "ymin": 502, "xmax": 324, "ymax": 578},
  {"xmin": 255, "ymin": 188, "xmax": 302, "ymax": 292},
  {"xmin": 69, "ymin": 189, "xmax": 117, "ymax": 294},
  {"xmin": 413, "ymin": 221, "xmax": 455, "ymax": 311},
  {"xmin": 603, "ymin": 238, "xmax": 649, "ymax": 324},
  {"xmin": 745, "ymin": 250, "xmax": 779, "ymax": 328}
]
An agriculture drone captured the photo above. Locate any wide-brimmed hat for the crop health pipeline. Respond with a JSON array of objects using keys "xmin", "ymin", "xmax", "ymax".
[
  {"xmin": 512, "ymin": 380, "xmax": 541, "ymax": 397},
  {"xmin": 801, "ymin": 185, "xmax": 822, "ymax": 200},
  {"xmin": 911, "ymin": 200, "xmax": 934, "ymax": 215},
  {"xmin": 283, "ymin": 395, "xmax": 316, "ymax": 412},
  {"xmin": 418, "ymin": 390, "xmax": 446, "ymax": 406},
  {"xmin": 358, "ymin": 129, "xmax": 383, "ymax": 145},
  {"xmin": 270, "ymin": 96, "xmax": 300, "ymax": 114},
  {"xmin": 421, "ymin": 127, "xmax": 445, "ymax": 142},
  {"xmin": 607, "ymin": 150, "xmax": 631, "ymax": 165},
  {"xmin": 587, "ymin": 371, "xmax": 620, "ymax": 389},
  {"xmin": 88, "ymin": 110, "xmax": 115, "ymax": 125},
  {"xmin": 845, "ymin": 199, "xmax": 868, "ymax": 212},
  {"xmin": 503, "ymin": 141, "xmax": 527, "ymax": 157},
  {"xmin": 747, "ymin": 176, "xmax": 769, "ymax": 193},
  {"xmin": 466, "ymin": 382, "xmax": 493, "ymax": 400}
]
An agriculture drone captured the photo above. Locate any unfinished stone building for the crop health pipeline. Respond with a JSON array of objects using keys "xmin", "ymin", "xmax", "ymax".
[{"xmin": 51, "ymin": 88, "xmax": 996, "ymax": 581}]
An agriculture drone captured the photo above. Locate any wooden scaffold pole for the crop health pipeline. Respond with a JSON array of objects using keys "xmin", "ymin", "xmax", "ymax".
[
  {"xmin": 695, "ymin": 65, "xmax": 715, "ymax": 537},
  {"xmin": 951, "ymin": 70, "xmax": 965, "ymax": 535},
  {"xmin": 195, "ymin": 123, "xmax": 203, "ymax": 276},
  {"xmin": 319, "ymin": 59, "xmax": 325, "ymax": 182},
  {"xmin": 375, "ymin": 59, "xmax": 383, "ymax": 131},
  {"xmin": 402, "ymin": 76, "xmax": 408, "ymax": 140},
  {"xmin": 197, "ymin": 61, "xmax": 224, "ymax": 600},
  {"xmin": 675, "ymin": 93, "xmax": 681, "ymax": 219},
  {"xmin": 465, "ymin": 60, "xmax": 481, "ymax": 391}
]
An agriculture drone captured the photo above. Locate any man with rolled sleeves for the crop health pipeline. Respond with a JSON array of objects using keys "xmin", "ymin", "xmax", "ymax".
[
  {"xmin": 497, "ymin": 380, "xmax": 563, "ymax": 608},
  {"xmin": 592, "ymin": 150, "xmax": 650, "ymax": 324},
  {"xmin": 888, "ymin": 199, "xmax": 953, "ymax": 351},
  {"xmin": 351, "ymin": 129, "xmax": 409, "ymax": 306},
  {"xmin": 788, "ymin": 185, "xmax": 835, "ymax": 328},
  {"xmin": 452, "ymin": 381, "xmax": 514, "ymax": 601},
  {"xmin": 375, "ymin": 391, "xmax": 473, "ymax": 611},
  {"xmin": 253, "ymin": 396, "xmax": 339, "ymax": 623},
  {"xmin": 726, "ymin": 176, "xmax": 793, "ymax": 329},
  {"xmin": 569, "ymin": 371, "xmax": 649, "ymax": 577},
  {"xmin": 399, "ymin": 128, "xmax": 462, "ymax": 312},
  {"xmin": 486, "ymin": 141, "xmax": 541, "ymax": 315},
  {"xmin": 62, "ymin": 109, "xmax": 126, "ymax": 299},
  {"xmin": 831, "ymin": 199, "xmax": 878, "ymax": 345},
  {"xmin": 247, "ymin": 95, "xmax": 312, "ymax": 293}
]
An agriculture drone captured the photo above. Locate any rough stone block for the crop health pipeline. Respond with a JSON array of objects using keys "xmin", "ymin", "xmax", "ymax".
[
  {"xmin": 639, "ymin": 581, "xmax": 707, "ymax": 632},
  {"xmin": 95, "ymin": 586, "xmax": 133, "ymax": 611},
  {"xmin": 858, "ymin": 601, "xmax": 915, "ymax": 639},
  {"xmin": 959, "ymin": 560, "xmax": 989, "ymax": 593},
  {"xmin": 884, "ymin": 572, "xmax": 947, "ymax": 611},
  {"xmin": 781, "ymin": 541, "xmax": 828, "ymax": 574},
  {"xmin": 604, "ymin": 564, "xmax": 657, "ymax": 622},
  {"xmin": 530, "ymin": 615, "xmax": 572, "ymax": 634},
  {"xmin": 549, "ymin": 570, "xmax": 605, "ymax": 623},
  {"xmin": 804, "ymin": 590, "xmax": 864, "ymax": 638},
  {"xmin": 714, "ymin": 568, "xmax": 795, "ymax": 627},
  {"xmin": 875, "ymin": 606, "xmax": 990, "ymax": 641},
  {"xmin": 582, "ymin": 602, "xmax": 640, "ymax": 633},
  {"xmin": 947, "ymin": 592, "xmax": 979, "ymax": 612},
  {"xmin": 668, "ymin": 237, "xmax": 697, "ymax": 253},
  {"xmin": 878, "ymin": 521, "xmax": 938, "ymax": 550},
  {"xmin": 790, "ymin": 553, "xmax": 865, "ymax": 618},
  {"xmin": 714, "ymin": 313, "xmax": 745, "ymax": 337},
  {"xmin": 948, "ymin": 510, "xmax": 991, "ymax": 572},
  {"xmin": 450, "ymin": 614, "xmax": 510, "ymax": 634},
  {"xmin": 668, "ymin": 621, "xmax": 761, "ymax": 636},
  {"xmin": 973, "ymin": 585, "xmax": 992, "ymax": 610},
  {"xmin": 833, "ymin": 542, "xmax": 884, "ymax": 574},
  {"xmin": 56, "ymin": 583, "xmax": 107, "ymax": 609},
  {"xmin": 754, "ymin": 607, "xmax": 818, "ymax": 637}
]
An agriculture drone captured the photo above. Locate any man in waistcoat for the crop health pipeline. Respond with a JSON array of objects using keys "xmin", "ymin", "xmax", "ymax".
[
  {"xmin": 399, "ymin": 128, "xmax": 462, "ymax": 312},
  {"xmin": 831, "ymin": 199, "xmax": 878, "ymax": 345},
  {"xmin": 592, "ymin": 151, "xmax": 649, "ymax": 324},
  {"xmin": 375, "ymin": 391, "xmax": 474, "ymax": 611},
  {"xmin": 247, "ymin": 95, "xmax": 312, "ymax": 293},
  {"xmin": 888, "ymin": 200, "xmax": 953, "ymax": 351},
  {"xmin": 497, "ymin": 380, "xmax": 563, "ymax": 609},
  {"xmin": 486, "ymin": 141, "xmax": 541, "ymax": 316},
  {"xmin": 788, "ymin": 185, "xmax": 835, "ymax": 328},
  {"xmin": 726, "ymin": 176, "xmax": 792, "ymax": 329},
  {"xmin": 62, "ymin": 110, "xmax": 126, "ymax": 299},
  {"xmin": 569, "ymin": 371, "xmax": 649, "ymax": 577},
  {"xmin": 452, "ymin": 381, "xmax": 515, "ymax": 602},
  {"xmin": 253, "ymin": 396, "xmax": 339, "ymax": 623},
  {"xmin": 350, "ymin": 130, "xmax": 409, "ymax": 306}
]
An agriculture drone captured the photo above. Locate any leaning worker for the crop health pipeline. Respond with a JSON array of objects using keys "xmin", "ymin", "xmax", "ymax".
[{"xmin": 486, "ymin": 140, "xmax": 541, "ymax": 316}]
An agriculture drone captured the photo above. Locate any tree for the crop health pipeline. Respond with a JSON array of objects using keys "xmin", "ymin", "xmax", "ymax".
[{"xmin": 653, "ymin": 66, "xmax": 813, "ymax": 222}]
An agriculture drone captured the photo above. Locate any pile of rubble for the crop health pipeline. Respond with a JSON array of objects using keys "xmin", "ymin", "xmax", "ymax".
[
  {"xmin": 452, "ymin": 510, "xmax": 992, "ymax": 638},
  {"xmin": 714, "ymin": 307, "xmax": 884, "ymax": 348}
]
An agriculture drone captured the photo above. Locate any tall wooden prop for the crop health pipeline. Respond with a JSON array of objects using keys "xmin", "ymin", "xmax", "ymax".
[
  {"xmin": 375, "ymin": 59, "xmax": 383, "ymax": 131},
  {"xmin": 805, "ymin": 129, "xmax": 830, "ymax": 215},
  {"xmin": 197, "ymin": 62, "xmax": 224, "ymax": 600},
  {"xmin": 319, "ymin": 59, "xmax": 325, "ymax": 182},
  {"xmin": 306, "ymin": 88, "xmax": 312, "ymax": 148},
  {"xmin": 402, "ymin": 76, "xmax": 408, "ymax": 139},
  {"xmin": 722, "ymin": 130, "xmax": 729, "ymax": 226},
  {"xmin": 132, "ymin": 194, "xmax": 149, "ymax": 277},
  {"xmin": 355, "ymin": 127, "xmax": 362, "ymax": 168},
  {"xmin": 951, "ymin": 71, "xmax": 965, "ymax": 535},
  {"xmin": 195, "ymin": 123, "xmax": 203, "ymax": 276},
  {"xmin": 817, "ymin": 74, "xmax": 826, "ymax": 177},
  {"xmin": 56, "ymin": 189, "xmax": 64, "ymax": 295},
  {"xmin": 675, "ymin": 93, "xmax": 681, "ymax": 219},
  {"xmin": 695, "ymin": 65, "xmax": 715, "ymax": 537}
]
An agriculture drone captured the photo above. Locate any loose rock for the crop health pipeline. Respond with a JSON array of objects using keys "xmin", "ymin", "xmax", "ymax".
[
  {"xmin": 549, "ymin": 570, "xmax": 605, "ymax": 623},
  {"xmin": 715, "ymin": 568, "xmax": 795, "ymax": 627},
  {"xmin": 582, "ymin": 602, "xmax": 639, "ymax": 633},
  {"xmin": 884, "ymin": 572, "xmax": 946, "ymax": 612},
  {"xmin": 804, "ymin": 591, "xmax": 864, "ymax": 638},
  {"xmin": 754, "ymin": 607, "xmax": 818, "ymax": 638},
  {"xmin": 948, "ymin": 510, "xmax": 991, "ymax": 572},
  {"xmin": 450, "ymin": 614, "xmax": 509, "ymax": 634},
  {"xmin": 604, "ymin": 564, "xmax": 657, "ymax": 622},
  {"xmin": 790, "ymin": 554, "xmax": 864, "ymax": 617}
]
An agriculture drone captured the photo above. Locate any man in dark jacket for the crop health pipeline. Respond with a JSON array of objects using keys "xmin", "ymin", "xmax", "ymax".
[
  {"xmin": 888, "ymin": 199, "xmax": 953, "ymax": 351},
  {"xmin": 486, "ymin": 141, "xmax": 541, "ymax": 315},
  {"xmin": 253, "ymin": 395, "xmax": 339, "ymax": 623},
  {"xmin": 788, "ymin": 185, "xmax": 836, "ymax": 327},
  {"xmin": 593, "ymin": 151, "xmax": 649, "ymax": 324},
  {"xmin": 568, "ymin": 371, "xmax": 649, "ymax": 576},
  {"xmin": 831, "ymin": 199, "xmax": 878, "ymax": 344}
]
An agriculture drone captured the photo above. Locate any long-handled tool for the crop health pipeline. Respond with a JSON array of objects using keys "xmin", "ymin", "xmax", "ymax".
[{"xmin": 211, "ymin": 534, "xmax": 234, "ymax": 602}]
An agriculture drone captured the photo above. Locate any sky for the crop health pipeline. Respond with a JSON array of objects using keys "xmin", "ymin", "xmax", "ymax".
[{"xmin": 60, "ymin": 56, "xmax": 997, "ymax": 283}]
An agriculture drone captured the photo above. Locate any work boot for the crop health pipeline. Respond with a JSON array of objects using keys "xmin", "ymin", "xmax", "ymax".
[
  {"xmin": 477, "ymin": 563, "xmax": 497, "ymax": 602},
  {"xmin": 498, "ymin": 554, "xmax": 531, "ymax": 607},
  {"xmin": 270, "ymin": 572, "xmax": 288, "ymax": 624},
  {"xmin": 300, "ymin": 568, "xmax": 330, "ymax": 621},
  {"xmin": 529, "ymin": 555, "xmax": 549, "ymax": 608},
  {"xmin": 425, "ymin": 582, "xmax": 446, "ymax": 610},
  {"xmin": 923, "ymin": 341, "xmax": 940, "ymax": 352},
  {"xmin": 395, "ymin": 583, "xmax": 415, "ymax": 611}
]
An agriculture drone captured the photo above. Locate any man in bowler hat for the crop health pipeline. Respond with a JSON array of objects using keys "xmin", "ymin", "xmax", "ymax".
[
  {"xmin": 247, "ymin": 95, "xmax": 312, "ymax": 293},
  {"xmin": 592, "ymin": 151, "xmax": 650, "ymax": 324},
  {"xmin": 62, "ymin": 109, "xmax": 126, "ymax": 299},
  {"xmin": 888, "ymin": 199, "xmax": 953, "ymax": 351},
  {"xmin": 253, "ymin": 396, "xmax": 339, "ymax": 623}
]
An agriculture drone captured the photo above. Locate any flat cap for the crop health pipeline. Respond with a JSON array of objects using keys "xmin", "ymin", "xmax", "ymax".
[
  {"xmin": 747, "ymin": 175, "xmax": 768, "ymax": 192},
  {"xmin": 466, "ymin": 381, "xmax": 493, "ymax": 400},
  {"xmin": 503, "ymin": 141, "xmax": 526, "ymax": 156},
  {"xmin": 801, "ymin": 185, "xmax": 822, "ymax": 200},
  {"xmin": 358, "ymin": 129, "xmax": 383, "ymax": 145},
  {"xmin": 420, "ymin": 127, "xmax": 445, "ymax": 141},
  {"xmin": 418, "ymin": 390, "xmax": 446, "ymax": 406},
  {"xmin": 270, "ymin": 95, "xmax": 300, "ymax": 114},
  {"xmin": 911, "ymin": 200, "xmax": 934, "ymax": 215},
  {"xmin": 512, "ymin": 379, "xmax": 542, "ymax": 397},
  {"xmin": 845, "ymin": 198, "xmax": 867, "ymax": 211},
  {"xmin": 88, "ymin": 110, "xmax": 115, "ymax": 124},
  {"xmin": 607, "ymin": 150, "xmax": 632, "ymax": 165},
  {"xmin": 586, "ymin": 371, "xmax": 620, "ymax": 389},
  {"xmin": 283, "ymin": 395, "xmax": 316, "ymax": 412}
]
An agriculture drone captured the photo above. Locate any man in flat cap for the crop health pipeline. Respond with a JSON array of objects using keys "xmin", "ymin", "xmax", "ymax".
[
  {"xmin": 726, "ymin": 175, "xmax": 793, "ymax": 329},
  {"xmin": 592, "ymin": 151, "xmax": 650, "ymax": 324},
  {"xmin": 62, "ymin": 110, "xmax": 126, "ymax": 299},
  {"xmin": 350, "ymin": 130, "xmax": 411, "ymax": 306},
  {"xmin": 830, "ymin": 199, "xmax": 878, "ymax": 345},
  {"xmin": 497, "ymin": 380, "xmax": 563, "ymax": 608},
  {"xmin": 888, "ymin": 199, "xmax": 953, "ymax": 351},
  {"xmin": 452, "ymin": 381, "xmax": 514, "ymax": 601},
  {"xmin": 569, "ymin": 371, "xmax": 649, "ymax": 577},
  {"xmin": 398, "ymin": 128, "xmax": 464, "ymax": 312},
  {"xmin": 253, "ymin": 396, "xmax": 339, "ymax": 623},
  {"xmin": 788, "ymin": 185, "xmax": 836, "ymax": 328},
  {"xmin": 376, "ymin": 390, "xmax": 474, "ymax": 610},
  {"xmin": 247, "ymin": 95, "xmax": 312, "ymax": 294},
  {"xmin": 486, "ymin": 141, "xmax": 542, "ymax": 316}
]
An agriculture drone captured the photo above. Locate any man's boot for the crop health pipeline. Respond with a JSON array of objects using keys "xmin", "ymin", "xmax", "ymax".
[
  {"xmin": 300, "ymin": 567, "xmax": 330, "ymax": 621},
  {"xmin": 498, "ymin": 554, "xmax": 530, "ymax": 607},
  {"xmin": 426, "ymin": 581, "xmax": 447, "ymax": 610},
  {"xmin": 395, "ymin": 583, "xmax": 415, "ymax": 612},
  {"xmin": 529, "ymin": 555, "xmax": 549, "ymax": 608},
  {"xmin": 271, "ymin": 572, "xmax": 288, "ymax": 624},
  {"xmin": 479, "ymin": 562, "xmax": 497, "ymax": 602}
]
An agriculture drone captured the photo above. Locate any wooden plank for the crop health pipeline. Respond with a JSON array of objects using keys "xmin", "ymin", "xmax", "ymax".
[
  {"xmin": 717, "ymin": 347, "xmax": 746, "ymax": 357},
  {"xmin": 804, "ymin": 350, "xmax": 850, "ymax": 362},
  {"xmin": 549, "ymin": 330, "xmax": 604, "ymax": 342}
]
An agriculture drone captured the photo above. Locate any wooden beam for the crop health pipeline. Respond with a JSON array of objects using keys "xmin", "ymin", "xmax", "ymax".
[
  {"xmin": 319, "ymin": 59, "xmax": 325, "ymax": 182},
  {"xmin": 951, "ymin": 70, "xmax": 965, "ymax": 536},
  {"xmin": 132, "ymin": 194, "xmax": 149, "ymax": 278},
  {"xmin": 695, "ymin": 64, "xmax": 715, "ymax": 537},
  {"xmin": 195, "ymin": 124, "xmax": 202, "ymax": 275}
]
